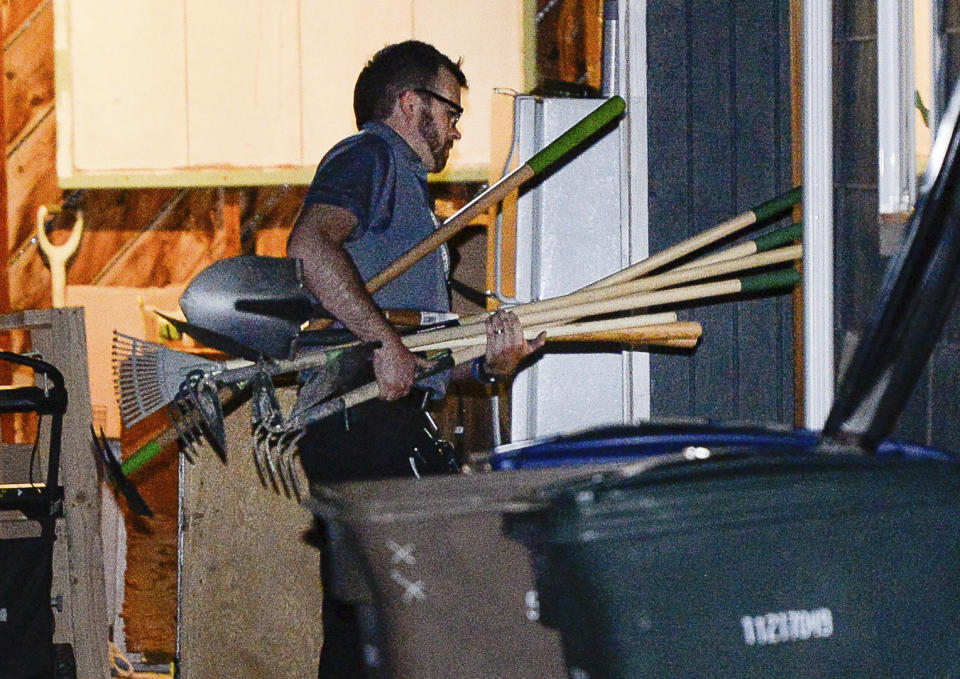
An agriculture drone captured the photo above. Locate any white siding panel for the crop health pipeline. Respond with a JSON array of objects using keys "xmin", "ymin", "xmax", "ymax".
[
  {"xmin": 185, "ymin": 0, "xmax": 302, "ymax": 167},
  {"xmin": 299, "ymin": 0, "xmax": 413, "ymax": 166},
  {"xmin": 69, "ymin": 0, "xmax": 188, "ymax": 170}
]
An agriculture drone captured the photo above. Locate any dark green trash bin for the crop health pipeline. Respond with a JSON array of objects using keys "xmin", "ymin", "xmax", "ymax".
[{"xmin": 503, "ymin": 450, "xmax": 960, "ymax": 679}]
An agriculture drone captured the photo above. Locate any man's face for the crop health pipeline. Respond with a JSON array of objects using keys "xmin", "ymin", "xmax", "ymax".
[{"xmin": 415, "ymin": 67, "xmax": 462, "ymax": 172}]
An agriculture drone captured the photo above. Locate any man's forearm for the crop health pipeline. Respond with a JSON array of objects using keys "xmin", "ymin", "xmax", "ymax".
[
  {"xmin": 294, "ymin": 238, "xmax": 399, "ymax": 344},
  {"xmin": 288, "ymin": 202, "xmax": 423, "ymax": 400}
]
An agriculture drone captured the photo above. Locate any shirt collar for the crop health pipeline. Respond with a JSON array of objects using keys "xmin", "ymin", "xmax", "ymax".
[{"xmin": 361, "ymin": 121, "xmax": 427, "ymax": 177}]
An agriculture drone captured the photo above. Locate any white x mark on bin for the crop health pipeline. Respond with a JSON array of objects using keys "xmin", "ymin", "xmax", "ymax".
[
  {"xmin": 387, "ymin": 540, "xmax": 417, "ymax": 565},
  {"xmin": 390, "ymin": 569, "xmax": 426, "ymax": 603}
]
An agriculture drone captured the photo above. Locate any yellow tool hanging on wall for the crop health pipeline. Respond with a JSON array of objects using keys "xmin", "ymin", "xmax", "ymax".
[{"xmin": 37, "ymin": 205, "xmax": 83, "ymax": 308}]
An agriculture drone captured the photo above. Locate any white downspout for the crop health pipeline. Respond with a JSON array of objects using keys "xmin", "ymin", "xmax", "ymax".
[
  {"xmin": 803, "ymin": 0, "xmax": 835, "ymax": 429},
  {"xmin": 620, "ymin": 0, "xmax": 651, "ymax": 421}
]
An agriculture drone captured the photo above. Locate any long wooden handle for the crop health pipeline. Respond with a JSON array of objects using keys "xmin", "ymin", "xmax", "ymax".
[
  {"xmin": 365, "ymin": 168, "xmax": 533, "ymax": 293},
  {"xmin": 674, "ymin": 221, "xmax": 802, "ymax": 271},
  {"xmin": 459, "ymin": 244, "xmax": 801, "ymax": 326},
  {"xmin": 416, "ymin": 321, "xmax": 702, "ymax": 352},
  {"xmin": 365, "ymin": 96, "xmax": 627, "ymax": 295},
  {"xmin": 550, "ymin": 321, "xmax": 701, "ymax": 344},
  {"xmin": 405, "ymin": 310, "xmax": 678, "ymax": 350},
  {"xmin": 583, "ymin": 187, "xmax": 802, "ymax": 289},
  {"xmin": 307, "ymin": 347, "xmax": 483, "ymax": 419},
  {"xmin": 307, "ymin": 98, "xmax": 626, "ymax": 333},
  {"xmin": 551, "ymin": 329, "xmax": 701, "ymax": 346},
  {"xmin": 517, "ymin": 268, "xmax": 800, "ymax": 329},
  {"xmin": 409, "ymin": 313, "xmax": 679, "ymax": 351}
]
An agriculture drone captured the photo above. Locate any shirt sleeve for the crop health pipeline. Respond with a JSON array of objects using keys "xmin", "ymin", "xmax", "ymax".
[{"xmin": 303, "ymin": 134, "xmax": 396, "ymax": 239}]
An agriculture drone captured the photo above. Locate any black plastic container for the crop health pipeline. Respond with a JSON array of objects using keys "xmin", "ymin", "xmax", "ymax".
[{"xmin": 0, "ymin": 352, "xmax": 69, "ymax": 679}]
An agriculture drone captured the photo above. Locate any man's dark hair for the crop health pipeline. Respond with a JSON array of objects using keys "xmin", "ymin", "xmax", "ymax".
[{"xmin": 354, "ymin": 40, "xmax": 467, "ymax": 128}]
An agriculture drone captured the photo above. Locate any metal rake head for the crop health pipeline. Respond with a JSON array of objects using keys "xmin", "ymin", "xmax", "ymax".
[
  {"xmin": 168, "ymin": 370, "xmax": 227, "ymax": 460},
  {"xmin": 245, "ymin": 371, "xmax": 312, "ymax": 500},
  {"xmin": 112, "ymin": 331, "xmax": 220, "ymax": 429}
]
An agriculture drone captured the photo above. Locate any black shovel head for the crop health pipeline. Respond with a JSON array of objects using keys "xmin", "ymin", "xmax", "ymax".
[
  {"xmin": 155, "ymin": 312, "xmax": 262, "ymax": 362},
  {"xmin": 180, "ymin": 255, "xmax": 325, "ymax": 359},
  {"xmin": 91, "ymin": 425, "xmax": 153, "ymax": 517}
]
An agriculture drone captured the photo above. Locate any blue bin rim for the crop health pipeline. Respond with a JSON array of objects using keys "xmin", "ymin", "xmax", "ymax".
[{"xmin": 490, "ymin": 421, "xmax": 958, "ymax": 464}]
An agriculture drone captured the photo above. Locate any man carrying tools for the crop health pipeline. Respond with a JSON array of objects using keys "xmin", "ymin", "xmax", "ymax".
[
  {"xmin": 287, "ymin": 40, "xmax": 543, "ymax": 482},
  {"xmin": 287, "ymin": 40, "xmax": 544, "ymax": 676}
]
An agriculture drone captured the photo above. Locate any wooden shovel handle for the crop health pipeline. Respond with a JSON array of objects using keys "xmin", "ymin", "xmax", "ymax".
[{"xmin": 550, "ymin": 321, "xmax": 702, "ymax": 344}]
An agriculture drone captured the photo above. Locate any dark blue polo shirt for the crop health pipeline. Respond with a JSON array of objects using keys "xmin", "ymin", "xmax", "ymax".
[
  {"xmin": 304, "ymin": 122, "xmax": 449, "ymax": 314},
  {"xmin": 304, "ymin": 122, "xmax": 451, "ymax": 393}
]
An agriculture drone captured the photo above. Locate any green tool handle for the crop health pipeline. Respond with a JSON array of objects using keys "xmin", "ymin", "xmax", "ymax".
[
  {"xmin": 121, "ymin": 436, "xmax": 168, "ymax": 477},
  {"xmin": 526, "ymin": 96, "xmax": 627, "ymax": 174},
  {"xmin": 752, "ymin": 186, "xmax": 803, "ymax": 222},
  {"xmin": 118, "ymin": 379, "xmax": 257, "ymax": 477},
  {"xmin": 739, "ymin": 268, "xmax": 802, "ymax": 294},
  {"xmin": 360, "ymin": 96, "xmax": 627, "ymax": 300},
  {"xmin": 754, "ymin": 222, "xmax": 803, "ymax": 252}
]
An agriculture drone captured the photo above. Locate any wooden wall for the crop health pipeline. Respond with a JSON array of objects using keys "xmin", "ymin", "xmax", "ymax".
[{"xmin": 0, "ymin": 0, "xmax": 603, "ymax": 664}]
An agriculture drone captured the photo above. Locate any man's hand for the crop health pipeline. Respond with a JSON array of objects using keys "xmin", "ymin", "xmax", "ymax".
[
  {"xmin": 484, "ymin": 309, "xmax": 546, "ymax": 377},
  {"xmin": 372, "ymin": 335, "xmax": 425, "ymax": 400}
]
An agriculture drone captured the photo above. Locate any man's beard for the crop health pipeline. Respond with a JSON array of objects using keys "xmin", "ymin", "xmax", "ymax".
[{"xmin": 418, "ymin": 109, "xmax": 452, "ymax": 171}]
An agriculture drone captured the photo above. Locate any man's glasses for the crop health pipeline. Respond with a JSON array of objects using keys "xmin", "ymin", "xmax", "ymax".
[{"xmin": 413, "ymin": 88, "xmax": 463, "ymax": 124}]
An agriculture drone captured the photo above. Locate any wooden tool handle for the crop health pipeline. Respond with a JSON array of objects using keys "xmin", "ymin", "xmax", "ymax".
[
  {"xmin": 365, "ymin": 97, "xmax": 627, "ymax": 295},
  {"xmin": 459, "ymin": 244, "xmax": 801, "ymax": 327},
  {"xmin": 584, "ymin": 186, "xmax": 802, "ymax": 289},
  {"xmin": 551, "ymin": 321, "xmax": 701, "ymax": 344},
  {"xmin": 405, "ymin": 311, "xmax": 678, "ymax": 350}
]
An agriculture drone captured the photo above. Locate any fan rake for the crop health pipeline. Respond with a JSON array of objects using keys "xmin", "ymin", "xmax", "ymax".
[{"xmin": 111, "ymin": 331, "xmax": 371, "ymax": 498}]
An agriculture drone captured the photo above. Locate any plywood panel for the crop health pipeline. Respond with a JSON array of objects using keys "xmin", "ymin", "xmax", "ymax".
[
  {"xmin": 179, "ymin": 395, "xmax": 322, "ymax": 679},
  {"xmin": 185, "ymin": 0, "xmax": 301, "ymax": 166},
  {"xmin": 4, "ymin": 1, "xmax": 54, "ymax": 148},
  {"xmin": 58, "ymin": 0, "xmax": 530, "ymax": 185},
  {"xmin": 3, "ymin": 0, "xmax": 47, "ymax": 41},
  {"xmin": 68, "ymin": 0, "xmax": 188, "ymax": 170},
  {"xmin": 413, "ymin": 0, "xmax": 528, "ymax": 175},
  {"xmin": 299, "ymin": 0, "xmax": 413, "ymax": 164}
]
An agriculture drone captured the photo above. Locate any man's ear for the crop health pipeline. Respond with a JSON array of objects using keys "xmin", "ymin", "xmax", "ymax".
[{"xmin": 396, "ymin": 89, "xmax": 421, "ymax": 120}]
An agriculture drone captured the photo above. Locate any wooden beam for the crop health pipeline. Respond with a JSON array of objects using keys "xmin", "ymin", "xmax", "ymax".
[
  {"xmin": 0, "ymin": 1, "xmax": 12, "ymax": 315},
  {"xmin": 216, "ymin": 187, "xmax": 243, "ymax": 258},
  {"xmin": 790, "ymin": 0, "xmax": 805, "ymax": 427},
  {"xmin": 0, "ymin": 0, "xmax": 13, "ymax": 441},
  {"xmin": 582, "ymin": 0, "xmax": 603, "ymax": 91}
]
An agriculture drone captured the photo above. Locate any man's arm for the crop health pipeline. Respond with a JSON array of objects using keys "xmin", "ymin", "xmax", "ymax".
[{"xmin": 287, "ymin": 203, "xmax": 421, "ymax": 400}]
